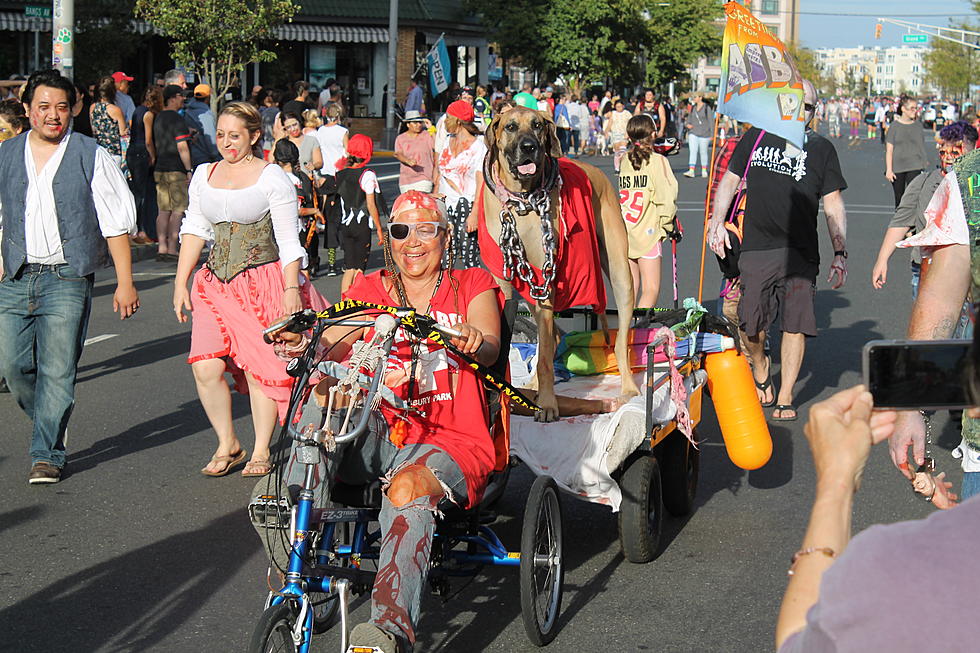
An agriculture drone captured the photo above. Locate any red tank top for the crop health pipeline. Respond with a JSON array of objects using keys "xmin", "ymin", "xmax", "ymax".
[{"xmin": 344, "ymin": 268, "xmax": 504, "ymax": 507}]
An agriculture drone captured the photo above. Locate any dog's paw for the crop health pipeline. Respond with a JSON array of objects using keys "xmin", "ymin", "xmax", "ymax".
[{"xmin": 533, "ymin": 397, "xmax": 561, "ymax": 423}]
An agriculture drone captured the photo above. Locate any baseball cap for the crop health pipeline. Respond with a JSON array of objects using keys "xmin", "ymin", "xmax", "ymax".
[
  {"xmin": 163, "ymin": 84, "xmax": 184, "ymax": 102},
  {"xmin": 513, "ymin": 92, "xmax": 538, "ymax": 110},
  {"xmin": 446, "ymin": 100, "xmax": 474, "ymax": 123},
  {"xmin": 194, "ymin": 84, "xmax": 212, "ymax": 98},
  {"xmin": 111, "ymin": 71, "xmax": 133, "ymax": 84}
]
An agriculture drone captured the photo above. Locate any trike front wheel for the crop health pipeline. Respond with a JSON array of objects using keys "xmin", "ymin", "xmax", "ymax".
[
  {"xmin": 520, "ymin": 475, "xmax": 564, "ymax": 646},
  {"xmin": 247, "ymin": 603, "xmax": 299, "ymax": 653}
]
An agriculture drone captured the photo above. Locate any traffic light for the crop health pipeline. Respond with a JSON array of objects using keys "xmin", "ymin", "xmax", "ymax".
[{"xmin": 875, "ymin": 23, "xmax": 882, "ymax": 39}]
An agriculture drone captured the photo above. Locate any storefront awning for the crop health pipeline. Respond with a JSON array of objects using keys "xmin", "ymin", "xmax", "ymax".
[
  {"xmin": 275, "ymin": 24, "xmax": 389, "ymax": 43},
  {"xmin": 0, "ymin": 13, "xmax": 388, "ymax": 44},
  {"xmin": 0, "ymin": 12, "xmax": 49, "ymax": 32}
]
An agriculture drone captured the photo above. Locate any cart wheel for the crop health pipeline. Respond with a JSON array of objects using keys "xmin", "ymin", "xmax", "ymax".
[
  {"xmin": 520, "ymin": 475, "xmax": 564, "ymax": 646},
  {"xmin": 618, "ymin": 454, "xmax": 664, "ymax": 563},
  {"xmin": 659, "ymin": 429, "xmax": 700, "ymax": 517}
]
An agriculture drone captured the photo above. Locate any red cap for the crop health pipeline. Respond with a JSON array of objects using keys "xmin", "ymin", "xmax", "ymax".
[
  {"xmin": 111, "ymin": 71, "xmax": 134, "ymax": 83},
  {"xmin": 346, "ymin": 133, "xmax": 373, "ymax": 166},
  {"xmin": 446, "ymin": 100, "xmax": 474, "ymax": 123}
]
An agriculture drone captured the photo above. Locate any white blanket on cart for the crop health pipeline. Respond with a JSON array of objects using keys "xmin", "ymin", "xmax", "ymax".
[{"xmin": 509, "ymin": 370, "xmax": 699, "ymax": 511}]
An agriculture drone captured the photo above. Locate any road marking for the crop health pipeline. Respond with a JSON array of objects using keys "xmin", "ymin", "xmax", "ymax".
[
  {"xmin": 132, "ymin": 271, "xmax": 177, "ymax": 277},
  {"xmin": 377, "ymin": 173, "xmax": 400, "ymax": 181},
  {"xmin": 84, "ymin": 334, "xmax": 118, "ymax": 346}
]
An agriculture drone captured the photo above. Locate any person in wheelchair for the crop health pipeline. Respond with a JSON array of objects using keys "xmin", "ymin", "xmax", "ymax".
[{"xmin": 271, "ymin": 190, "xmax": 503, "ymax": 653}]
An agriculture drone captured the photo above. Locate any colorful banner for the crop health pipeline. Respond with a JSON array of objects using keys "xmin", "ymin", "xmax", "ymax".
[
  {"xmin": 427, "ymin": 36, "xmax": 451, "ymax": 96},
  {"xmin": 717, "ymin": 1, "xmax": 805, "ymax": 147}
]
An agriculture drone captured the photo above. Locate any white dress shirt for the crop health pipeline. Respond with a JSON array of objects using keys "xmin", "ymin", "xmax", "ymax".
[
  {"xmin": 179, "ymin": 162, "xmax": 307, "ymax": 269},
  {"xmin": 3, "ymin": 131, "xmax": 137, "ymax": 265}
]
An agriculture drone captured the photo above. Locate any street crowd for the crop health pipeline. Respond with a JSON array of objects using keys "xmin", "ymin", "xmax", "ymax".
[{"xmin": 2, "ymin": 62, "xmax": 980, "ymax": 652}]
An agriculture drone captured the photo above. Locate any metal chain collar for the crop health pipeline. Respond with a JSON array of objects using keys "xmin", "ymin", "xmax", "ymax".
[{"xmin": 487, "ymin": 158, "xmax": 563, "ymax": 303}]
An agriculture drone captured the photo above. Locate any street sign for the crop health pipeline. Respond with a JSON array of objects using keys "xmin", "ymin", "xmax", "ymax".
[
  {"xmin": 903, "ymin": 34, "xmax": 927, "ymax": 43},
  {"xmin": 24, "ymin": 5, "xmax": 51, "ymax": 18}
]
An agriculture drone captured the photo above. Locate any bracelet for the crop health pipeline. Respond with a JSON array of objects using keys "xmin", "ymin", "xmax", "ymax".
[
  {"xmin": 787, "ymin": 547, "xmax": 837, "ymax": 576},
  {"xmin": 833, "ymin": 250, "xmax": 847, "ymax": 259},
  {"xmin": 284, "ymin": 286, "xmax": 301, "ymax": 292}
]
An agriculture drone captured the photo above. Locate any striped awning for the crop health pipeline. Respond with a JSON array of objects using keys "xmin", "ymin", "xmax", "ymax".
[
  {"xmin": 0, "ymin": 13, "xmax": 387, "ymax": 44},
  {"xmin": 0, "ymin": 13, "xmax": 158, "ymax": 34},
  {"xmin": 0, "ymin": 12, "xmax": 49, "ymax": 32},
  {"xmin": 275, "ymin": 24, "xmax": 389, "ymax": 43}
]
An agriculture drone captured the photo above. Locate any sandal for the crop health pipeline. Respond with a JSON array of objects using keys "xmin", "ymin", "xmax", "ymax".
[
  {"xmin": 753, "ymin": 357, "xmax": 775, "ymax": 407},
  {"xmin": 242, "ymin": 458, "xmax": 275, "ymax": 477},
  {"xmin": 201, "ymin": 448, "xmax": 248, "ymax": 477},
  {"xmin": 771, "ymin": 404, "xmax": 798, "ymax": 422}
]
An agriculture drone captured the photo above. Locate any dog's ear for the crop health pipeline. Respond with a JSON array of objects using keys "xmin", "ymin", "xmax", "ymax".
[
  {"xmin": 540, "ymin": 111, "xmax": 563, "ymax": 159},
  {"xmin": 485, "ymin": 113, "xmax": 502, "ymax": 177}
]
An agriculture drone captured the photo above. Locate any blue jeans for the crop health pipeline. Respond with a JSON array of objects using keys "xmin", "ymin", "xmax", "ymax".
[
  {"xmin": 0, "ymin": 264, "xmax": 94, "ymax": 467},
  {"xmin": 962, "ymin": 472, "xmax": 980, "ymax": 500},
  {"xmin": 688, "ymin": 133, "xmax": 710, "ymax": 169}
]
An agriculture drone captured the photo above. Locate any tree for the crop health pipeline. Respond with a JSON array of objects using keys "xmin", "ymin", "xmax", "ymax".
[
  {"xmin": 643, "ymin": 0, "xmax": 723, "ymax": 89},
  {"xmin": 74, "ymin": 0, "xmax": 145, "ymax": 85},
  {"xmin": 784, "ymin": 42, "xmax": 831, "ymax": 95},
  {"xmin": 472, "ymin": 0, "xmax": 646, "ymax": 93},
  {"xmin": 923, "ymin": 21, "xmax": 977, "ymax": 100},
  {"xmin": 134, "ymin": 0, "xmax": 298, "ymax": 111}
]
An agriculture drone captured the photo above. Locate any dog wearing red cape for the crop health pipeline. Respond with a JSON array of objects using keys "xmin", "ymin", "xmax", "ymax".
[{"xmin": 477, "ymin": 106, "xmax": 639, "ymax": 421}]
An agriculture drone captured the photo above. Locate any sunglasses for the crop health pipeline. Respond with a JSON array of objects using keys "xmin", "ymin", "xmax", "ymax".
[{"xmin": 387, "ymin": 221, "xmax": 444, "ymax": 241}]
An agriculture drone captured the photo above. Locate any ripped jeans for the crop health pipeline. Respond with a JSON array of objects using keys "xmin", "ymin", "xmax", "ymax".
[{"xmin": 284, "ymin": 401, "xmax": 469, "ymax": 650}]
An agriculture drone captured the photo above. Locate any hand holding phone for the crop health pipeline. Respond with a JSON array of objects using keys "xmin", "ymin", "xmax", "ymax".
[{"xmin": 863, "ymin": 339, "xmax": 971, "ymax": 410}]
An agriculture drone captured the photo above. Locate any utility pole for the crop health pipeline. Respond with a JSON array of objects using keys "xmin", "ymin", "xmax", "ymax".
[
  {"xmin": 52, "ymin": 0, "xmax": 74, "ymax": 79},
  {"xmin": 385, "ymin": 0, "xmax": 399, "ymax": 149}
]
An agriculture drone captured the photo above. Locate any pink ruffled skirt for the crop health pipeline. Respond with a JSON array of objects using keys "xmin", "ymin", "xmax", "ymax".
[{"xmin": 188, "ymin": 262, "xmax": 331, "ymax": 420}]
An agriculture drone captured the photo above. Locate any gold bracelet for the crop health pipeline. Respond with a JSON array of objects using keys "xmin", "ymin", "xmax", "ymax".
[
  {"xmin": 284, "ymin": 286, "xmax": 301, "ymax": 291},
  {"xmin": 787, "ymin": 547, "xmax": 836, "ymax": 576}
]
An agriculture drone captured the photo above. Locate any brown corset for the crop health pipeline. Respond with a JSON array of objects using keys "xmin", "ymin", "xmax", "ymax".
[{"xmin": 205, "ymin": 212, "xmax": 280, "ymax": 282}]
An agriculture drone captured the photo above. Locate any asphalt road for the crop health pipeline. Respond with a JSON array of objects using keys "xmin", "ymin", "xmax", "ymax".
[{"xmin": 0, "ymin": 128, "xmax": 955, "ymax": 652}]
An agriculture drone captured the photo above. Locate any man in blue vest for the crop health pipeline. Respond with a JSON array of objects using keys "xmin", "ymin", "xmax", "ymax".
[{"xmin": 0, "ymin": 70, "xmax": 139, "ymax": 485}]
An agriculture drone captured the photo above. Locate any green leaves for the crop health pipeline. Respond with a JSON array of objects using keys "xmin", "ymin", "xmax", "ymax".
[
  {"xmin": 922, "ymin": 22, "xmax": 977, "ymax": 99},
  {"xmin": 470, "ymin": 0, "xmax": 721, "ymax": 90},
  {"xmin": 135, "ymin": 0, "xmax": 297, "ymax": 107}
]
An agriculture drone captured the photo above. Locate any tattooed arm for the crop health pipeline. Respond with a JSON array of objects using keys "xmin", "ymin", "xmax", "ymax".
[
  {"xmin": 823, "ymin": 190, "xmax": 847, "ymax": 289},
  {"xmin": 889, "ymin": 242, "xmax": 971, "ymax": 476}
]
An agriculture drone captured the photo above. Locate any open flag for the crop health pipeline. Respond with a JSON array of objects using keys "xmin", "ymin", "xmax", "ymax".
[
  {"xmin": 717, "ymin": 1, "xmax": 805, "ymax": 147},
  {"xmin": 427, "ymin": 36, "xmax": 451, "ymax": 96}
]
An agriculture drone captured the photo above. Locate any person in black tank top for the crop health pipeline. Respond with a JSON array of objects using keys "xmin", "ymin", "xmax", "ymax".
[{"xmin": 127, "ymin": 87, "xmax": 163, "ymax": 243}]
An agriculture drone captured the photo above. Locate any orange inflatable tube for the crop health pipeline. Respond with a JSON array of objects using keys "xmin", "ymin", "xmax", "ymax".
[{"xmin": 704, "ymin": 349, "xmax": 773, "ymax": 470}]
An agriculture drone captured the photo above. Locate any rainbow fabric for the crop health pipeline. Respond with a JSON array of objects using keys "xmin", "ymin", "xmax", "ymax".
[{"xmin": 717, "ymin": 1, "xmax": 805, "ymax": 148}]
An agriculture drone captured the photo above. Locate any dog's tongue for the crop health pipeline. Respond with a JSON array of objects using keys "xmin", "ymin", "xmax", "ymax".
[{"xmin": 517, "ymin": 162, "xmax": 537, "ymax": 176}]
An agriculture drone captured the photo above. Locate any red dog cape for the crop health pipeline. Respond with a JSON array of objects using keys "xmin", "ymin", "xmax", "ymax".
[{"xmin": 477, "ymin": 158, "xmax": 607, "ymax": 313}]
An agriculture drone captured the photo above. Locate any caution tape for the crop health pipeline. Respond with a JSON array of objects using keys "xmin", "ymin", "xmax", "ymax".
[{"xmin": 312, "ymin": 299, "xmax": 541, "ymax": 412}]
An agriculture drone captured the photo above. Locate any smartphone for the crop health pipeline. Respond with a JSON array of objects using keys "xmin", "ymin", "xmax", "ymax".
[{"xmin": 863, "ymin": 339, "xmax": 972, "ymax": 410}]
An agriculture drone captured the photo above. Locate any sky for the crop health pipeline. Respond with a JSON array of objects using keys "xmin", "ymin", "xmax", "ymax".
[{"xmin": 798, "ymin": 0, "xmax": 975, "ymax": 49}]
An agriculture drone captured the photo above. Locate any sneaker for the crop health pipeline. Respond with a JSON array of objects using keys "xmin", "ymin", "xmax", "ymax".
[
  {"xmin": 0, "ymin": 377, "xmax": 9, "ymax": 393},
  {"xmin": 327, "ymin": 264, "xmax": 341, "ymax": 277},
  {"xmin": 29, "ymin": 461, "xmax": 61, "ymax": 485},
  {"xmin": 348, "ymin": 623, "xmax": 398, "ymax": 653},
  {"xmin": 701, "ymin": 169, "xmax": 709, "ymax": 178},
  {"xmin": 683, "ymin": 169, "xmax": 695, "ymax": 178}
]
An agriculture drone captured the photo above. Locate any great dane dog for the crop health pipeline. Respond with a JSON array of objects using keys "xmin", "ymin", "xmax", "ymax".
[{"xmin": 481, "ymin": 106, "xmax": 639, "ymax": 422}]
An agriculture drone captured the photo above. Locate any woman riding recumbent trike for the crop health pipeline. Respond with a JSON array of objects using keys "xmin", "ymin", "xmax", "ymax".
[{"xmin": 247, "ymin": 190, "xmax": 564, "ymax": 653}]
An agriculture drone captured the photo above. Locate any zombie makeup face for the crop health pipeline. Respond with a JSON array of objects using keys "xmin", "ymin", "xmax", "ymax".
[{"xmin": 24, "ymin": 85, "xmax": 71, "ymax": 143}]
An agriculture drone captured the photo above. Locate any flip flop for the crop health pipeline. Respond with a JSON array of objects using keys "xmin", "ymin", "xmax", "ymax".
[
  {"xmin": 242, "ymin": 458, "xmax": 275, "ymax": 478},
  {"xmin": 201, "ymin": 448, "xmax": 248, "ymax": 477},
  {"xmin": 771, "ymin": 404, "xmax": 798, "ymax": 422},
  {"xmin": 754, "ymin": 358, "xmax": 775, "ymax": 407}
]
